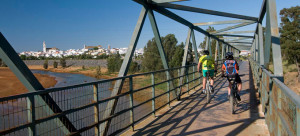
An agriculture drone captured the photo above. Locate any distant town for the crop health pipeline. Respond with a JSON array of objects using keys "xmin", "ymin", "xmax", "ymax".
[{"xmin": 19, "ymin": 41, "xmax": 144, "ymax": 58}]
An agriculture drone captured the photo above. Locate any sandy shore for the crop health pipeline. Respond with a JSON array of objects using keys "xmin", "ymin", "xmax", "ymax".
[
  {"xmin": 28, "ymin": 65, "xmax": 116, "ymax": 79},
  {"xmin": 0, "ymin": 67, "xmax": 57, "ymax": 98}
]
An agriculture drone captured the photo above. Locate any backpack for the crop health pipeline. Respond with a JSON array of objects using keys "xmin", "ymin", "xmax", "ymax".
[{"xmin": 224, "ymin": 60, "xmax": 237, "ymax": 77}]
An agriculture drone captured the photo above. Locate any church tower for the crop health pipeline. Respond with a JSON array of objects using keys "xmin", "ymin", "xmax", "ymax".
[{"xmin": 43, "ymin": 41, "xmax": 46, "ymax": 53}]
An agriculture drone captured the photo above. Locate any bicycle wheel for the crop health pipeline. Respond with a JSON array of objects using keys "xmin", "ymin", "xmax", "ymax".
[
  {"xmin": 206, "ymin": 82, "xmax": 210, "ymax": 103},
  {"xmin": 230, "ymin": 91, "xmax": 235, "ymax": 114}
]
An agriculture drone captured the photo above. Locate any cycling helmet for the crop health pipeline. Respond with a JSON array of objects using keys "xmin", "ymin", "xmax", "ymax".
[
  {"xmin": 202, "ymin": 50, "xmax": 209, "ymax": 55},
  {"xmin": 225, "ymin": 52, "xmax": 234, "ymax": 59}
]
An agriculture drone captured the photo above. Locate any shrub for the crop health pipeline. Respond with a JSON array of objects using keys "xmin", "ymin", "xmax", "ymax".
[
  {"xmin": 82, "ymin": 65, "xmax": 85, "ymax": 70},
  {"xmin": 60, "ymin": 58, "xmax": 67, "ymax": 68},
  {"xmin": 107, "ymin": 53, "xmax": 122, "ymax": 73},
  {"xmin": 53, "ymin": 61, "xmax": 58, "ymax": 68},
  {"xmin": 43, "ymin": 60, "xmax": 48, "ymax": 69},
  {"xmin": 96, "ymin": 65, "xmax": 101, "ymax": 78}
]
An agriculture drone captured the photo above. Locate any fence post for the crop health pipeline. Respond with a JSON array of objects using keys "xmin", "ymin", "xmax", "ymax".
[
  {"xmin": 193, "ymin": 65, "xmax": 195, "ymax": 89},
  {"xmin": 167, "ymin": 71, "xmax": 170, "ymax": 107},
  {"xmin": 178, "ymin": 69, "xmax": 181, "ymax": 100},
  {"xmin": 129, "ymin": 77, "xmax": 135, "ymax": 131},
  {"xmin": 93, "ymin": 84, "xmax": 100, "ymax": 135},
  {"xmin": 186, "ymin": 65, "xmax": 189, "ymax": 94},
  {"xmin": 151, "ymin": 73, "xmax": 156, "ymax": 116},
  {"xmin": 28, "ymin": 96, "xmax": 36, "ymax": 136}
]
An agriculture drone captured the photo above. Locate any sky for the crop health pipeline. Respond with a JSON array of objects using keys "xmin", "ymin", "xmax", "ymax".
[{"xmin": 0, "ymin": 0, "xmax": 299, "ymax": 52}]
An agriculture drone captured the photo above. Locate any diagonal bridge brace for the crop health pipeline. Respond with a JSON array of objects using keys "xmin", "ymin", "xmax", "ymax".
[{"xmin": 0, "ymin": 32, "xmax": 77, "ymax": 134}]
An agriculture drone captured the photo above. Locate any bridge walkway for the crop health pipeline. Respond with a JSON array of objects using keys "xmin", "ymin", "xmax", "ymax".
[{"xmin": 122, "ymin": 61, "xmax": 270, "ymax": 136}]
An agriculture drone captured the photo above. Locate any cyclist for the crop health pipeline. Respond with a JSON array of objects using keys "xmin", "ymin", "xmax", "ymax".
[
  {"xmin": 197, "ymin": 50, "xmax": 217, "ymax": 94},
  {"xmin": 221, "ymin": 52, "xmax": 242, "ymax": 101}
]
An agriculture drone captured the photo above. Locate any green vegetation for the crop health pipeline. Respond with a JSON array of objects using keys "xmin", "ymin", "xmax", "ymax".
[
  {"xmin": 107, "ymin": 52, "xmax": 122, "ymax": 73},
  {"xmin": 95, "ymin": 65, "xmax": 101, "ymax": 78},
  {"xmin": 60, "ymin": 58, "xmax": 67, "ymax": 68},
  {"xmin": 279, "ymin": 6, "xmax": 300, "ymax": 81},
  {"xmin": 53, "ymin": 61, "xmax": 58, "ymax": 68},
  {"xmin": 142, "ymin": 34, "xmax": 186, "ymax": 72},
  {"xmin": 43, "ymin": 60, "xmax": 48, "ymax": 69}
]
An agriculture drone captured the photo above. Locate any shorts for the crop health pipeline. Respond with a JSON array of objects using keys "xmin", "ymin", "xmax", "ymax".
[
  {"xmin": 202, "ymin": 69, "xmax": 214, "ymax": 77},
  {"xmin": 227, "ymin": 74, "xmax": 242, "ymax": 83}
]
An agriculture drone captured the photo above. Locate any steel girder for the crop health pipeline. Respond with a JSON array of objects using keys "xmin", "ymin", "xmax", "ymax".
[
  {"xmin": 102, "ymin": 7, "xmax": 148, "ymax": 135},
  {"xmin": 156, "ymin": 3, "xmax": 258, "ymax": 21},
  {"xmin": 193, "ymin": 19, "xmax": 254, "ymax": 26},
  {"xmin": 133, "ymin": 0, "xmax": 239, "ymax": 51}
]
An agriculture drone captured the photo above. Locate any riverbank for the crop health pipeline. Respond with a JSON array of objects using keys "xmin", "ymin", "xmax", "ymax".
[
  {"xmin": 28, "ymin": 65, "xmax": 118, "ymax": 79},
  {"xmin": 0, "ymin": 67, "xmax": 57, "ymax": 97}
]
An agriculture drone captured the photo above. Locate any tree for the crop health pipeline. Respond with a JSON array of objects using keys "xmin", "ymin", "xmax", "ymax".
[
  {"xmin": 169, "ymin": 42, "xmax": 184, "ymax": 68},
  {"xmin": 95, "ymin": 65, "xmax": 101, "ymax": 78},
  {"xmin": 107, "ymin": 52, "xmax": 122, "ymax": 73},
  {"xmin": 20, "ymin": 55, "xmax": 26, "ymax": 60},
  {"xmin": 142, "ymin": 34, "xmax": 180, "ymax": 71},
  {"xmin": 279, "ymin": 6, "xmax": 300, "ymax": 82},
  {"xmin": 53, "ymin": 61, "xmax": 58, "ymax": 68},
  {"xmin": 43, "ymin": 60, "xmax": 48, "ymax": 69},
  {"xmin": 60, "ymin": 58, "xmax": 67, "ymax": 68}
]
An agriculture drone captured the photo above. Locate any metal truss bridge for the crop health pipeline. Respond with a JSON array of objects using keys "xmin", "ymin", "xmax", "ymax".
[{"xmin": 0, "ymin": 0, "xmax": 299, "ymax": 135}]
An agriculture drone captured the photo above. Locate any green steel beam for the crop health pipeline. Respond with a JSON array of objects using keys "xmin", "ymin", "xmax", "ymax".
[
  {"xmin": 102, "ymin": 7, "xmax": 148, "ymax": 135},
  {"xmin": 156, "ymin": 3, "xmax": 258, "ymax": 21},
  {"xmin": 266, "ymin": 0, "xmax": 283, "ymax": 77},
  {"xmin": 133, "ymin": 0, "xmax": 240, "ymax": 51},
  {"xmin": 222, "ymin": 37, "xmax": 253, "ymax": 40},
  {"xmin": 213, "ymin": 34, "xmax": 254, "ymax": 38},
  {"xmin": 191, "ymin": 29, "xmax": 199, "ymax": 62},
  {"xmin": 221, "ymin": 44, "xmax": 225, "ymax": 59},
  {"xmin": 180, "ymin": 28, "xmax": 192, "ymax": 97},
  {"xmin": 258, "ymin": 23, "xmax": 265, "ymax": 66},
  {"xmin": 151, "ymin": 0, "xmax": 188, "ymax": 3},
  {"xmin": 258, "ymin": 0, "xmax": 266, "ymax": 23},
  {"xmin": 0, "ymin": 32, "xmax": 77, "ymax": 134},
  {"xmin": 255, "ymin": 33, "xmax": 259, "ymax": 62},
  {"xmin": 147, "ymin": 9, "xmax": 177, "ymax": 99},
  {"xmin": 217, "ymin": 30, "xmax": 255, "ymax": 35},
  {"xmin": 211, "ymin": 22, "xmax": 255, "ymax": 34},
  {"xmin": 193, "ymin": 19, "xmax": 254, "ymax": 26},
  {"xmin": 227, "ymin": 42, "xmax": 252, "ymax": 44}
]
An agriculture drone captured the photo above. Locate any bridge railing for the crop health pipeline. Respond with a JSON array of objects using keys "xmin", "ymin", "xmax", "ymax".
[
  {"xmin": 0, "ymin": 63, "xmax": 211, "ymax": 136},
  {"xmin": 249, "ymin": 58, "xmax": 300, "ymax": 136}
]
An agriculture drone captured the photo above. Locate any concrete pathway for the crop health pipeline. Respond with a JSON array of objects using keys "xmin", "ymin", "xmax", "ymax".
[{"xmin": 123, "ymin": 61, "xmax": 269, "ymax": 136}]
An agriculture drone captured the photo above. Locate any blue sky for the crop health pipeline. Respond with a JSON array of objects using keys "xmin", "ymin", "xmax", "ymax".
[{"xmin": 0, "ymin": 0, "xmax": 299, "ymax": 52}]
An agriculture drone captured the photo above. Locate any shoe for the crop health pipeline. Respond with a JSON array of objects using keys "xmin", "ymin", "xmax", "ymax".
[
  {"xmin": 210, "ymin": 85, "xmax": 214, "ymax": 93},
  {"xmin": 236, "ymin": 93, "xmax": 241, "ymax": 101},
  {"xmin": 203, "ymin": 89, "xmax": 206, "ymax": 94}
]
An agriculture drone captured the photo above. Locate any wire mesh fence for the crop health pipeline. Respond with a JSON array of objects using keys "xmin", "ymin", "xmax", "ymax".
[{"xmin": 0, "ymin": 63, "xmax": 207, "ymax": 136}]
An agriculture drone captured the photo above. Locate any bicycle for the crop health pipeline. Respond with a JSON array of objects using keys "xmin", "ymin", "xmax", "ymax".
[
  {"xmin": 205, "ymin": 71, "xmax": 213, "ymax": 104},
  {"xmin": 226, "ymin": 75, "xmax": 239, "ymax": 114}
]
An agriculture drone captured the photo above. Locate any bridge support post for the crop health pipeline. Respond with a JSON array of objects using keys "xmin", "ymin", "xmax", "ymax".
[
  {"xmin": 180, "ymin": 28, "xmax": 192, "ymax": 97},
  {"xmin": 93, "ymin": 84, "xmax": 100, "ymax": 135},
  {"xmin": 101, "ymin": 7, "xmax": 148, "ymax": 136},
  {"xmin": 258, "ymin": 23, "xmax": 265, "ymax": 66},
  {"xmin": 255, "ymin": 33, "xmax": 259, "ymax": 63},
  {"xmin": 265, "ymin": 0, "xmax": 283, "ymax": 79},
  {"xmin": 148, "ymin": 8, "xmax": 177, "ymax": 99},
  {"xmin": 205, "ymin": 36, "xmax": 212, "ymax": 56},
  {"xmin": 191, "ymin": 29, "xmax": 199, "ymax": 62},
  {"xmin": 221, "ymin": 43, "xmax": 225, "ymax": 60}
]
